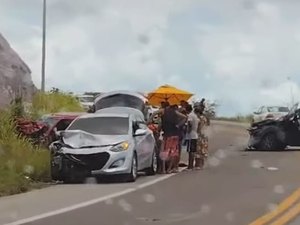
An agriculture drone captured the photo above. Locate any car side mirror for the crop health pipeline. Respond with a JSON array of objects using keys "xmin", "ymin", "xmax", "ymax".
[
  {"xmin": 253, "ymin": 111, "xmax": 259, "ymax": 115},
  {"xmin": 134, "ymin": 129, "xmax": 147, "ymax": 137}
]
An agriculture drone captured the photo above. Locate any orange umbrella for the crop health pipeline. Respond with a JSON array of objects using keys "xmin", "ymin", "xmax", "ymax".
[{"xmin": 147, "ymin": 84, "xmax": 193, "ymax": 106}]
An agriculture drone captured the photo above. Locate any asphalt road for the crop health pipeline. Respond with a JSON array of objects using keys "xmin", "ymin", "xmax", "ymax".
[{"xmin": 2, "ymin": 121, "xmax": 300, "ymax": 225}]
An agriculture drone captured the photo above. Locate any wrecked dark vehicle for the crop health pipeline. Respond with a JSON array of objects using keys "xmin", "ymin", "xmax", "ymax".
[{"xmin": 247, "ymin": 103, "xmax": 300, "ymax": 150}]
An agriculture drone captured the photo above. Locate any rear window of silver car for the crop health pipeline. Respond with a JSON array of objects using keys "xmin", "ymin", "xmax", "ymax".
[{"xmin": 68, "ymin": 117, "xmax": 129, "ymax": 135}]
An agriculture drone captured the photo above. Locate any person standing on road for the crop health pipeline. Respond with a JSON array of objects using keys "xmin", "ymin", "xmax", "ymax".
[
  {"xmin": 178, "ymin": 100, "xmax": 188, "ymax": 147},
  {"xmin": 185, "ymin": 104, "xmax": 200, "ymax": 170},
  {"xmin": 149, "ymin": 102, "xmax": 186, "ymax": 173},
  {"xmin": 161, "ymin": 104, "xmax": 186, "ymax": 173},
  {"xmin": 199, "ymin": 98, "xmax": 206, "ymax": 114},
  {"xmin": 194, "ymin": 105, "xmax": 209, "ymax": 169}
]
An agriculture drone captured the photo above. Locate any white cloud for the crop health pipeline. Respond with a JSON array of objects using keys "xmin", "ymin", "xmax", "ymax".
[{"xmin": 1, "ymin": 0, "xmax": 300, "ymax": 115}]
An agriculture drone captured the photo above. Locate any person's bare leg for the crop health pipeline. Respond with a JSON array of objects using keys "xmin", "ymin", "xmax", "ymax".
[
  {"xmin": 173, "ymin": 156, "xmax": 179, "ymax": 172},
  {"xmin": 188, "ymin": 152, "xmax": 195, "ymax": 170},
  {"xmin": 195, "ymin": 157, "xmax": 201, "ymax": 169},
  {"xmin": 161, "ymin": 160, "xmax": 166, "ymax": 174},
  {"xmin": 167, "ymin": 157, "xmax": 174, "ymax": 173},
  {"xmin": 199, "ymin": 157, "xmax": 204, "ymax": 169},
  {"xmin": 175, "ymin": 142, "xmax": 181, "ymax": 170}
]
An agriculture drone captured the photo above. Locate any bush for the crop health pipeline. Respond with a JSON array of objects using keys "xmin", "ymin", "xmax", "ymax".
[
  {"xmin": 0, "ymin": 110, "xmax": 51, "ymax": 196},
  {"xmin": 0, "ymin": 90, "xmax": 82, "ymax": 196}
]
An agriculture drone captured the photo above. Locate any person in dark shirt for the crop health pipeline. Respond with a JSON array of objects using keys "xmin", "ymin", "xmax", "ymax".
[
  {"xmin": 161, "ymin": 105, "xmax": 184, "ymax": 173},
  {"xmin": 149, "ymin": 102, "xmax": 186, "ymax": 173}
]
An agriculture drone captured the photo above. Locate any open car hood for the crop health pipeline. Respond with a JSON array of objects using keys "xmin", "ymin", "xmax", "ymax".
[
  {"xmin": 252, "ymin": 119, "xmax": 277, "ymax": 127},
  {"xmin": 61, "ymin": 130, "xmax": 128, "ymax": 149}
]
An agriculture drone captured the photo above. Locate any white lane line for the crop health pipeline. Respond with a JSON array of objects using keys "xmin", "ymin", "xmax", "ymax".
[
  {"xmin": 3, "ymin": 174, "xmax": 177, "ymax": 225},
  {"xmin": 137, "ymin": 174, "xmax": 174, "ymax": 189}
]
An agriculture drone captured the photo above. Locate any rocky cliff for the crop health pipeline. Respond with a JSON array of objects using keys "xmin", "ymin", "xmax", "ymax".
[{"xmin": 0, "ymin": 33, "xmax": 36, "ymax": 107}]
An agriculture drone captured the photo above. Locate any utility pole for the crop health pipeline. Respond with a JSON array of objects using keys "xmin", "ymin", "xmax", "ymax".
[{"xmin": 41, "ymin": 0, "xmax": 46, "ymax": 92}]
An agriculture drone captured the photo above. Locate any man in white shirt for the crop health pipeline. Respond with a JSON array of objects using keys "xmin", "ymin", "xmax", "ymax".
[{"xmin": 186, "ymin": 104, "xmax": 200, "ymax": 170}]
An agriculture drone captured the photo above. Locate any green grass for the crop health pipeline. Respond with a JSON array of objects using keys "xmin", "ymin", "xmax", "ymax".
[
  {"xmin": 0, "ymin": 91, "xmax": 83, "ymax": 196},
  {"xmin": 30, "ymin": 91, "xmax": 84, "ymax": 119}
]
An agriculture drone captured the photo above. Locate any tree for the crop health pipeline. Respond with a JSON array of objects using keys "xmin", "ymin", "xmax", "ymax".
[{"xmin": 50, "ymin": 87, "xmax": 60, "ymax": 93}]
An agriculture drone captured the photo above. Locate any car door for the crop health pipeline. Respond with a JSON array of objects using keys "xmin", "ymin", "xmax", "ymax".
[
  {"xmin": 293, "ymin": 109, "xmax": 300, "ymax": 146},
  {"xmin": 134, "ymin": 115, "xmax": 155, "ymax": 170}
]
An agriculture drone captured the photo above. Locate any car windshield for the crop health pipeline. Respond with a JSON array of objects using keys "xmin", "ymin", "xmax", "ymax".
[
  {"xmin": 267, "ymin": 106, "xmax": 289, "ymax": 112},
  {"xmin": 68, "ymin": 116, "xmax": 129, "ymax": 135}
]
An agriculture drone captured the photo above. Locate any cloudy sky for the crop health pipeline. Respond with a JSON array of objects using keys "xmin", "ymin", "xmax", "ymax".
[{"xmin": 1, "ymin": 0, "xmax": 300, "ymax": 116}]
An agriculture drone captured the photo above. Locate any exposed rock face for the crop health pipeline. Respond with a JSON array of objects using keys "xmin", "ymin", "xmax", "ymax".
[{"xmin": 0, "ymin": 33, "xmax": 36, "ymax": 107}]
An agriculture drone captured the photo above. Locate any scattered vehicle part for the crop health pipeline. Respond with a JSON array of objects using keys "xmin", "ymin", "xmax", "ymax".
[{"xmin": 267, "ymin": 167, "xmax": 279, "ymax": 171}]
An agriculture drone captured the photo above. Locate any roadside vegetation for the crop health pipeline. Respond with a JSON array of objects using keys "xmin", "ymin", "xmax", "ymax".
[
  {"xmin": 30, "ymin": 88, "xmax": 84, "ymax": 119},
  {"xmin": 214, "ymin": 114, "xmax": 253, "ymax": 123},
  {"xmin": 0, "ymin": 90, "xmax": 83, "ymax": 196}
]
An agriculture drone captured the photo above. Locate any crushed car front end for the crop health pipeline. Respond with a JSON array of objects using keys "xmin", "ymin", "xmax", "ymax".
[
  {"xmin": 50, "ymin": 137, "xmax": 135, "ymax": 181},
  {"xmin": 247, "ymin": 120, "xmax": 278, "ymax": 149}
]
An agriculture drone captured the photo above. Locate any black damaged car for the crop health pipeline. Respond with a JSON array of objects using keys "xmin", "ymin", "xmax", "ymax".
[{"xmin": 247, "ymin": 103, "xmax": 300, "ymax": 150}]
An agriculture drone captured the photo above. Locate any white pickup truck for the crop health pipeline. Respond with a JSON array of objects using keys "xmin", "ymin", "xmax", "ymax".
[{"xmin": 252, "ymin": 106, "xmax": 289, "ymax": 123}]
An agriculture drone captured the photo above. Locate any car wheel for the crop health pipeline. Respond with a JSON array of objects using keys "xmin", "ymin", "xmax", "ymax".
[
  {"xmin": 50, "ymin": 156, "xmax": 63, "ymax": 181},
  {"xmin": 51, "ymin": 166, "xmax": 62, "ymax": 181},
  {"xmin": 259, "ymin": 133, "xmax": 285, "ymax": 150},
  {"xmin": 145, "ymin": 150, "xmax": 158, "ymax": 176},
  {"xmin": 125, "ymin": 153, "xmax": 138, "ymax": 182}
]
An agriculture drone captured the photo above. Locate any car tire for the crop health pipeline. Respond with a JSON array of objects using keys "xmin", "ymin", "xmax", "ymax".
[
  {"xmin": 259, "ymin": 133, "xmax": 285, "ymax": 150},
  {"xmin": 145, "ymin": 150, "xmax": 158, "ymax": 176},
  {"xmin": 50, "ymin": 156, "xmax": 63, "ymax": 181},
  {"xmin": 125, "ymin": 153, "xmax": 138, "ymax": 182},
  {"xmin": 51, "ymin": 167, "xmax": 62, "ymax": 181}
]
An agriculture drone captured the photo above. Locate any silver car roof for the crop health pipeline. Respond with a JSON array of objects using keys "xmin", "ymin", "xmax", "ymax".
[
  {"xmin": 94, "ymin": 90, "xmax": 147, "ymax": 103},
  {"xmin": 76, "ymin": 112, "xmax": 131, "ymax": 119},
  {"xmin": 95, "ymin": 107, "xmax": 145, "ymax": 118}
]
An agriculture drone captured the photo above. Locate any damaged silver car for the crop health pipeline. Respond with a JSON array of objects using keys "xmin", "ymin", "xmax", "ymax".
[{"xmin": 50, "ymin": 112, "xmax": 157, "ymax": 183}]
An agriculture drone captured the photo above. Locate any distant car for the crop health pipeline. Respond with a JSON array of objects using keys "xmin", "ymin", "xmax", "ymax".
[
  {"xmin": 39, "ymin": 112, "xmax": 85, "ymax": 146},
  {"xmin": 76, "ymin": 94, "xmax": 95, "ymax": 111},
  {"xmin": 50, "ymin": 111, "xmax": 157, "ymax": 183},
  {"xmin": 252, "ymin": 106, "xmax": 289, "ymax": 124},
  {"xmin": 247, "ymin": 103, "xmax": 300, "ymax": 150}
]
